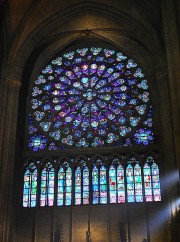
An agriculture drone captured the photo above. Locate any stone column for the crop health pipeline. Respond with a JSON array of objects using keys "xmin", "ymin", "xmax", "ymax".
[
  {"xmin": 0, "ymin": 79, "xmax": 21, "ymax": 242},
  {"xmin": 161, "ymin": 1, "xmax": 180, "ymax": 238},
  {"xmin": 161, "ymin": 0, "xmax": 180, "ymax": 178}
]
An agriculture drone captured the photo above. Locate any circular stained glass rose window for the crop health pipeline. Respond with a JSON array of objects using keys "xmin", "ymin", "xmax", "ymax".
[{"xmin": 27, "ymin": 47, "xmax": 154, "ymax": 151}]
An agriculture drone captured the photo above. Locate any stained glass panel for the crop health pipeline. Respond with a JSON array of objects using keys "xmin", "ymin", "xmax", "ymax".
[
  {"xmin": 126, "ymin": 164, "xmax": 135, "ymax": 202},
  {"xmin": 83, "ymin": 166, "xmax": 89, "ymax": 205},
  {"xmin": 23, "ymin": 155, "xmax": 161, "ymax": 207},
  {"xmin": 92, "ymin": 165, "xmax": 99, "ymax": 204},
  {"xmin": 23, "ymin": 163, "xmax": 37, "ymax": 207},
  {"xmin": 143, "ymin": 163, "xmax": 153, "ymax": 202},
  {"xmin": 57, "ymin": 167, "xmax": 65, "ymax": 206},
  {"xmin": 27, "ymin": 47, "xmax": 154, "ymax": 151},
  {"xmin": 117, "ymin": 164, "xmax": 125, "ymax": 203},
  {"xmin": 109, "ymin": 165, "xmax": 117, "ymax": 203},
  {"xmin": 152, "ymin": 162, "xmax": 161, "ymax": 201},
  {"xmin": 65, "ymin": 167, "xmax": 72, "ymax": 205},
  {"xmin": 40, "ymin": 163, "xmax": 54, "ymax": 206},
  {"xmin": 75, "ymin": 167, "xmax": 81, "ymax": 205},
  {"xmin": 100, "ymin": 165, "xmax": 107, "ymax": 204},
  {"xmin": 134, "ymin": 164, "xmax": 143, "ymax": 202}
]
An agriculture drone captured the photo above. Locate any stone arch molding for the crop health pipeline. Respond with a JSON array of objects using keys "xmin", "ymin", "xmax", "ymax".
[{"xmin": 5, "ymin": 1, "xmax": 162, "ymax": 84}]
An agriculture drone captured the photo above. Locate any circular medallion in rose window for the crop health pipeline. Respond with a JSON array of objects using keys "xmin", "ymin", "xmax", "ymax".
[{"xmin": 28, "ymin": 47, "xmax": 154, "ymax": 151}]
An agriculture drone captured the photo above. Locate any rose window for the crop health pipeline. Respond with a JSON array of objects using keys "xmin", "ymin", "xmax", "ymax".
[{"xmin": 27, "ymin": 47, "xmax": 154, "ymax": 151}]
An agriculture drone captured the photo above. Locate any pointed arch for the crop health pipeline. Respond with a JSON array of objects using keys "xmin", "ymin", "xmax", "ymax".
[
  {"xmin": 23, "ymin": 162, "xmax": 38, "ymax": 207},
  {"xmin": 40, "ymin": 162, "xmax": 54, "ymax": 206}
]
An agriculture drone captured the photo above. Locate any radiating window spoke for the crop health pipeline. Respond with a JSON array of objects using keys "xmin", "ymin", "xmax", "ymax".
[{"xmin": 27, "ymin": 47, "xmax": 154, "ymax": 151}]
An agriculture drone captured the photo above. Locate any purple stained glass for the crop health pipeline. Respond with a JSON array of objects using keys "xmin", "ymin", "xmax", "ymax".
[{"xmin": 27, "ymin": 47, "xmax": 154, "ymax": 150}]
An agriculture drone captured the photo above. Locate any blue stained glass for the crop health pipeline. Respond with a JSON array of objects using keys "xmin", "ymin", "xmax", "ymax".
[
  {"xmin": 40, "ymin": 163, "xmax": 54, "ymax": 207},
  {"xmin": 83, "ymin": 166, "xmax": 89, "ymax": 205},
  {"xmin": 116, "ymin": 52, "xmax": 127, "ymax": 61},
  {"xmin": 144, "ymin": 118, "xmax": 153, "ymax": 127},
  {"xmin": 28, "ymin": 134, "xmax": 46, "ymax": 151},
  {"xmin": 100, "ymin": 165, "xmax": 107, "ymax": 204},
  {"xmin": 28, "ymin": 47, "xmax": 154, "ymax": 151},
  {"xmin": 77, "ymin": 48, "xmax": 88, "ymax": 56},
  {"xmin": 134, "ymin": 68, "xmax": 144, "ymax": 78},
  {"xmin": 91, "ymin": 47, "xmax": 102, "ymax": 55},
  {"xmin": 23, "ymin": 163, "xmax": 37, "ymax": 207},
  {"xmin": 117, "ymin": 165, "xmax": 125, "ymax": 203},
  {"xmin": 126, "ymin": 59, "xmax": 137, "ymax": 68},
  {"xmin": 65, "ymin": 167, "xmax": 72, "ymax": 205},
  {"xmin": 64, "ymin": 51, "xmax": 75, "ymax": 59},
  {"xmin": 126, "ymin": 164, "xmax": 135, "ymax": 202},
  {"xmin": 109, "ymin": 165, "xmax": 117, "ymax": 203},
  {"xmin": 92, "ymin": 165, "xmax": 99, "ymax": 204},
  {"xmin": 134, "ymin": 164, "xmax": 143, "ymax": 202},
  {"xmin": 151, "ymin": 159, "xmax": 161, "ymax": 201},
  {"xmin": 134, "ymin": 128, "xmax": 154, "ymax": 145},
  {"xmin": 144, "ymin": 163, "xmax": 153, "ymax": 202},
  {"xmin": 57, "ymin": 167, "xmax": 65, "ymax": 206},
  {"xmin": 130, "ymin": 117, "xmax": 140, "ymax": 126},
  {"xmin": 75, "ymin": 167, "xmax": 81, "ymax": 205}
]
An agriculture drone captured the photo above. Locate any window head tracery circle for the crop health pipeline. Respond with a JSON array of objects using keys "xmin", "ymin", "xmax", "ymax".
[{"xmin": 27, "ymin": 47, "xmax": 154, "ymax": 151}]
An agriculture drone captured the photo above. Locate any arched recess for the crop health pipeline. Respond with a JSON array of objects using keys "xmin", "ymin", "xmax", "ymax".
[
  {"xmin": 5, "ymin": 2, "xmax": 163, "ymax": 82},
  {"xmin": 7, "ymin": 4, "xmax": 164, "ymax": 157},
  {"xmin": 20, "ymin": 35, "xmax": 163, "ymax": 209}
]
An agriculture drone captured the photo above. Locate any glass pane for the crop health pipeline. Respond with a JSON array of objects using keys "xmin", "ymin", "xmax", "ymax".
[
  {"xmin": 83, "ymin": 166, "xmax": 89, "ymax": 205},
  {"xmin": 65, "ymin": 167, "xmax": 72, "ymax": 205},
  {"xmin": 57, "ymin": 167, "xmax": 65, "ymax": 206},
  {"xmin": 144, "ymin": 163, "xmax": 153, "ymax": 202},
  {"xmin": 23, "ymin": 164, "xmax": 37, "ymax": 207},
  {"xmin": 92, "ymin": 165, "xmax": 99, "ymax": 204},
  {"xmin": 126, "ymin": 164, "xmax": 135, "ymax": 202},
  {"xmin": 100, "ymin": 165, "xmax": 107, "ymax": 204},
  {"xmin": 40, "ymin": 164, "xmax": 54, "ymax": 206},
  {"xmin": 117, "ymin": 165, "xmax": 125, "ymax": 203},
  {"xmin": 109, "ymin": 165, "xmax": 117, "ymax": 203},
  {"xmin": 75, "ymin": 167, "xmax": 81, "ymax": 205},
  {"xmin": 152, "ymin": 162, "xmax": 161, "ymax": 201},
  {"xmin": 134, "ymin": 164, "xmax": 143, "ymax": 202}
]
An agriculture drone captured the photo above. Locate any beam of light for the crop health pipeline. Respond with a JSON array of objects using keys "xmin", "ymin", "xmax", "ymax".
[
  {"xmin": 149, "ymin": 205, "xmax": 169, "ymax": 228},
  {"xmin": 149, "ymin": 198, "xmax": 180, "ymax": 228}
]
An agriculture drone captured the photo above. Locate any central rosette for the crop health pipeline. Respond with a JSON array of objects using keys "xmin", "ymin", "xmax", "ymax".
[{"xmin": 83, "ymin": 88, "xmax": 96, "ymax": 101}]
